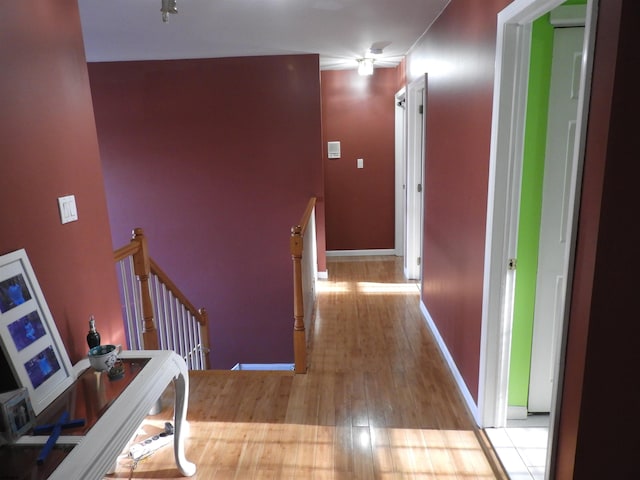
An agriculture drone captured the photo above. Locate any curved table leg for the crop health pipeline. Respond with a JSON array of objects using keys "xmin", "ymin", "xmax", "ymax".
[{"xmin": 173, "ymin": 361, "xmax": 197, "ymax": 476}]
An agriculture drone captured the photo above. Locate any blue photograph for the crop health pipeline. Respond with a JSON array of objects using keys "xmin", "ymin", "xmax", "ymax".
[
  {"xmin": 24, "ymin": 346, "xmax": 60, "ymax": 390},
  {"xmin": 8, "ymin": 311, "xmax": 46, "ymax": 351},
  {"xmin": 0, "ymin": 274, "xmax": 32, "ymax": 313}
]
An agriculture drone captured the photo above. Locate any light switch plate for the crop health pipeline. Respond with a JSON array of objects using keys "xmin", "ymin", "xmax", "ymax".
[
  {"xmin": 357, "ymin": 158, "xmax": 364, "ymax": 169},
  {"xmin": 58, "ymin": 195, "xmax": 78, "ymax": 224}
]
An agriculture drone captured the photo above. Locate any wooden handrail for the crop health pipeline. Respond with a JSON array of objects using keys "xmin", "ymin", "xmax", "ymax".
[
  {"xmin": 113, "ymin": 241, "xmax": 139, "ymax": 262},
  {"xmin": 298, "ymin": 197, "xmax": 316, "ymax": 237},
  {"xmin": 113, "ymin": 228, "xmax": 209, "ymax": 368},
  {"xmin": 291, "ymin": 197, "xmax": 317, "ymax": 374}
]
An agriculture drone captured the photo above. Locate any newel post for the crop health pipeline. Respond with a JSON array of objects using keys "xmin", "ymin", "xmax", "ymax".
[
  {"xmin": 291, "ymin": 225, "xmax": 307, "ymax": 373},
  {"xmin": 131, "ymin": 228, "xmax": 159, "ymax": 350},
  {"xmin": 198, "ymin": 308, "xmax": 210, "ymax": 369}
]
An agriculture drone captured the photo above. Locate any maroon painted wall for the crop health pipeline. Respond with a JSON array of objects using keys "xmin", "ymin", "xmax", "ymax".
[
  {"xmin": 406, "ymin": 0, "xmax": 640, "ymax": 475},
  {"xmin": 406, "ymin": 0, "xmax": 511, "ymax": 402},
  {"xmin": 0, "ymin": 1, "xmax": 124, "ymax": 364},
  {"xmin": 88, "ymin": 56, "xmax": 323, "ymax": 369},
  {"xmin": 321, "ymin": 68, "xmax": 398, "ymax": 251},
  {"xmin": 556, "ymin": 0, "xmax": 640, "ymax": 477}
]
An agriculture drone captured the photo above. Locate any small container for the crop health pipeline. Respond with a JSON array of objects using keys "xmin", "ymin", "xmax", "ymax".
[{"xmin": 86, "ymin": 316, "xmax": 101, "ymax": 349}]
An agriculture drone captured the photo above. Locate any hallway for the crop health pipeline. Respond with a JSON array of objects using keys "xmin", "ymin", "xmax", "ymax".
[{"xmin": 108, "ymin": 256, "xmax": 506, "ymax": 478}]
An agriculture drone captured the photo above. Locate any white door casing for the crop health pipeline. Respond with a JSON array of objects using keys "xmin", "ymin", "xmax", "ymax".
[
  {"xmin": 395, "ymin": 88, "xmax": 407, "ymax": 257},
  {"xmin": 405, "ymin": 76, "xmax": 426, "ymax": 280},
  {"xmin": 528, "ymin": 25, "xmax": 584, "ymax": 414}
]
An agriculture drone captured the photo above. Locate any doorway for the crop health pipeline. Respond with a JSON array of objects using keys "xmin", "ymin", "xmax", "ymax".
[
  {"xmin": 479, "ymin": 0, "xmax": 596, "ymax": 478},
  {"xmin": 404, "ymin": 76, "xmax": 426, "ymax": 281}
]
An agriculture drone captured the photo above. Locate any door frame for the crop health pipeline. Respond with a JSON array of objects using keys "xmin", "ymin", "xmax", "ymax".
[
  {"xmin": 395, "ymin": 87, "xmax": 407, "ymax": 257},
  {"xmin": 477, "ymin": 0, "xmax": 598, "ymax": 437},
  {"xmin": 404, "ymin": 76, "xmax": 426, "ymax": 280}
]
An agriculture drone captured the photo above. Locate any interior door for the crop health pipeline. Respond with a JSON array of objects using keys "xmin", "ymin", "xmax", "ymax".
[
  {"xmin": 528, "ymin": 26, "xmax": 584, "ymax": 413},
  {"xmin": 404, "ymin": 76, "xmax": 426, "ymax": 280}
]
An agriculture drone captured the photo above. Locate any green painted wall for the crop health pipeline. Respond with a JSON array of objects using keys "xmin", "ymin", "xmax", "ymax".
[
  {"xmin": 508, "ymin": 0, "xmax": 587, "ymax": 409},
  {"xmin": 507, "ymin": 15, "xmax": 553, "ymax": 408}
]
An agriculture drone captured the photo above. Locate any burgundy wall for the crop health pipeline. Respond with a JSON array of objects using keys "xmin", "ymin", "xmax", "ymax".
[
  {"xmin": 0, "ymin": 1, "xmax": 124, "ymax": 363},
  {"xmin": 321, "ymin": 68, "xmax": 398, "ymax": 251},
  {"xmin": 406, "ymin": 0, "xmax": 511, "ymax": 402},
  {"xmin": 88, "ymin": 56, "xmax": 323, "ymax": 369},
  {"xmin": 556, "ymin": 0, "xmax": 640, "ymax": 477}
]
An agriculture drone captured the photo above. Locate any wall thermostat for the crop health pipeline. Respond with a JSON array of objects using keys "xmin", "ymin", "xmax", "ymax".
[{"xmin": 327, "ymin": 141, "xmax": 341, "ymax": 159}]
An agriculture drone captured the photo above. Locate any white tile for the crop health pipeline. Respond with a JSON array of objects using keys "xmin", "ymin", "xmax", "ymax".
[
  {"xmin": 529, "ymin": 465, "xmax": 547, "ymax": 480},
  {"xmin": 509, "ymin": 474, "xmax": 537, "ymax": 480},
  {"xmin": 518, "ymin": 446, "xmax": 548, "ymax": 468},
  {"xmin": 485, "ymin": 428, "xmax": 513, "ymax": 448},
  {"xmin": 493, "ymin": 447, "xmax": 530, "ymax": 474},
  {"xmin": 506, "ymin": 427, "xmax": 548, "ymax": 449}
]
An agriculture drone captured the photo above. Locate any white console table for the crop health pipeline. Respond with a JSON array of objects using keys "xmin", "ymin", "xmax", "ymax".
[{"xmin": 13, "ymin": 350, "xmax": 196, "ymax": 479}]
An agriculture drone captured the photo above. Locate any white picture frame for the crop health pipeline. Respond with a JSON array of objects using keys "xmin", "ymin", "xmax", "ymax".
[
  {"xmin": 0, "ymin": 249, "xmax": 74, "ymax": 415},
  {"xmin": 0, "ymin": 387, "xmax": 36, "ymax": 443}
]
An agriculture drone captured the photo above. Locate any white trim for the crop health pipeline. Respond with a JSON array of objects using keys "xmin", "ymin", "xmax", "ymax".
[
  {"xmin": 325, "ymin": 249, "xmax": 395, "ymax": 257},
  {"xmin": 317, "ymin": 271, "xmax": 328, "ymax": 280},
  {"xmin": 420, "ymin": 301, "xmax": 480, "ymax": 425},
  {"xmin": 231, "ymin": 363, "xmax": 294, "ymax": 371},
  {"xmin": 507, "ymin": 405, "xmax": 528, "ymax": 420},
  {"xmin": 404, "ymin": 76, "xmax": 426, "ymax": 280},
  {"xmin": 395, "ymin": 87, "xmax": 407, "ymax": 258},
  {"xmin": 478, "ymin": 5, "xmax": 534, "ymax": 429}
]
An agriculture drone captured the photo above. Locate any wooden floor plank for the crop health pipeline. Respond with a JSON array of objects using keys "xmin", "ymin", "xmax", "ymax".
[{"xmin": 106, "ymin": 256, "xmax": 506, "ymax": 479}]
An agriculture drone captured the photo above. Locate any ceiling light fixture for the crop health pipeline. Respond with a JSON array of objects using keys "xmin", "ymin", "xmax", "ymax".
[
  {"xmin": 161, "ymin": 0, "xmax": 178, "ymax": 23},
  {"xmin": 357, "ymin": 58, "xmax": 375, "ymax": 76}
]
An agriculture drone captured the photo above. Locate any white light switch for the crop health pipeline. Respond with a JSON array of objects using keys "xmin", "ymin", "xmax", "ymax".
[
  {"xmin": 357, "ymin": 158, "xmax": 364, "ymax": 169},
  {"xmin": 58, "ymin": 195, "xmax": 78, "ymax": 224}
]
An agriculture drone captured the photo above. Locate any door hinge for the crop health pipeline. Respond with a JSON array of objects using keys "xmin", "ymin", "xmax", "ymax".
[
  {"xmin": 418, "ymin": 104, "xmax": 424, "ymax": 115},
  {"xmin": 508, "ymin": 258, "xmax": 517, "ymax": 270},
  {"xmin": 417, "ymin": 183, "xmax": 422, "ymax": 193},
  {"xmin": 417, "ymin": 257, "xmax": 421, "ymax": 266}
]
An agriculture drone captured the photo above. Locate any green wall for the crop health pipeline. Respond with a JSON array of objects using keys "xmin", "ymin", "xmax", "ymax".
[{"xmin": 507, "ymin": 15, "xmax": 553, "ymax": 408}]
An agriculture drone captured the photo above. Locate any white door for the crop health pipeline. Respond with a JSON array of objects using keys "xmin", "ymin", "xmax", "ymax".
[
  {"xmin": 528, "ymin": 26, "xmax": 584, "ymax": 413},
  {"xmin": 405, "ymin": 76, "xmax": 425, "ymax": 280}
]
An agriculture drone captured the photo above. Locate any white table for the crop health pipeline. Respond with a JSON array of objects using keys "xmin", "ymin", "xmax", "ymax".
[{"xmin": 15, "ymin": 350, "xmax": 196, "ymax": 479}]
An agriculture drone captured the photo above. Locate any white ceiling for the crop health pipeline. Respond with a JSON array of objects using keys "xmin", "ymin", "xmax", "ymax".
[{"xmin": 77, "ymin": 0, "xmax": 450, "ymax": 70}]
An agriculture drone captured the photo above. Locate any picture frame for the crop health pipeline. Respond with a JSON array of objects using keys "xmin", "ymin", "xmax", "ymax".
[
  {"xmin": 0, "ymin": 387, "xmax": 36, "ymax": 443},
  {"xmin": 0, "ymin": 249, "xmax": 74, "ymax": 415}
]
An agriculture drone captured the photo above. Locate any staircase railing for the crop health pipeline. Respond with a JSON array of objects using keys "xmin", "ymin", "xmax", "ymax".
[
  {"xmin": 290, "ymin": 197, "xmax": 318, "ymax": 373},
  {"xmin": 113, "ymin": 228, "xmax": 210, "ymax": 370}
]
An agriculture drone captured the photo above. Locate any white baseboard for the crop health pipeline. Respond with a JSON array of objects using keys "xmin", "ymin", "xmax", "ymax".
[
  {"xmin": 419, "ymin": 301, "xmax": 480, "ymax": 425},
  {"xmin": 507, "ymin": 405, "xmax": 528, "ymax": 420},
  {"xmin": 231, "ymin": 363, "xmax": 294, "ymax": 371},
  {"xmin": 326, "ymin": 249, "xmax": 396, "ymax": 257},
  {"xmin": 317, "ymin": 270, "xmax": 328, "ymax": 280}
]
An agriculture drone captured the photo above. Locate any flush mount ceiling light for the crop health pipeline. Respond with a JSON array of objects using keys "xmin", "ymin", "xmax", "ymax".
[
  {"xmin": 357, "ymin": 58, "xmax": 375, "ymax": 76},
  {"xmin": 161, "ymin": 0, "xmax": 178, "ymax": 23}
]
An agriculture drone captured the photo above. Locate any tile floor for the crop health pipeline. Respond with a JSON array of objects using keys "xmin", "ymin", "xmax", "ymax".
[{"xmin": 485, "ymin": 414, "xmax": 550, "ymax": 480}]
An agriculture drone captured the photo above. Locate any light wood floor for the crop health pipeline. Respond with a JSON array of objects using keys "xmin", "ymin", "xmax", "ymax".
[{"xmin": 107, "ymin": 256, "xmax": 506, "ymax": 479}]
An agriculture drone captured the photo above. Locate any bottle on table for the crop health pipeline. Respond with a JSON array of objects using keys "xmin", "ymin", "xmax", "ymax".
[{"xmin": 87, "ymin": 315, "xmax": 101, "ymax": 349}]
